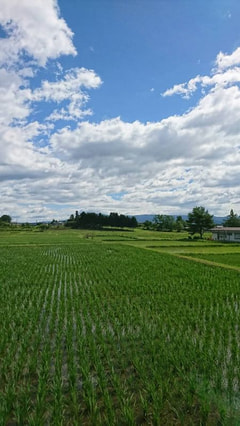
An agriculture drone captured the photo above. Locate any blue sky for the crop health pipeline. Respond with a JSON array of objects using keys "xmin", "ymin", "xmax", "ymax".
[
  {"xmin": 1, "ymin": 0, "xmax": 240, "ymax": 221},
  {"xmin": 58, "ymin": 0, "xmax": 240, "ymax": 122}
]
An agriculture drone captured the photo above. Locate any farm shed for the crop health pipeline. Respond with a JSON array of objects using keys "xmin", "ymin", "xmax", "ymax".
[{"xmin": 211, "ymin": 227, "xmax": 240, "ymax": 242}]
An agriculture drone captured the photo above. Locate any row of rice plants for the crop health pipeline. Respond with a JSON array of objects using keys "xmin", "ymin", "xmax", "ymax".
[{"xmin": 1, "ymin": 243, "xmax": 240, "ymax": 423}]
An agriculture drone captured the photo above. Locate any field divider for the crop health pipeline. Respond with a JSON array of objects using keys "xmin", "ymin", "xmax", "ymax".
[
  {"xmin": 174, "ymin": 254, "xmax": 240, "ymax": 272},
  {"xmin": 117, "ymin": 240, "xmax": 240, "ymax": 272}
]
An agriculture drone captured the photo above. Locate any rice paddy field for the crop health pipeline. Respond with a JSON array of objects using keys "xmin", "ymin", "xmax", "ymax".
[{"xmin": 1, "ymin": 228, "xmax": 240, "ymax": 424}]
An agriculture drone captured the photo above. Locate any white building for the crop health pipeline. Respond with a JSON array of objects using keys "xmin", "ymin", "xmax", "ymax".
[{"xmin": 211, "ymin": 227, "xmax": 240, "ymax": 242}]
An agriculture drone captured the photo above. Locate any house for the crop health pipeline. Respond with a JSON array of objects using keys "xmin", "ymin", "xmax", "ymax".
[{"xmin": 211, "ymin": 227, "xmax": 240, "ymax": 242}]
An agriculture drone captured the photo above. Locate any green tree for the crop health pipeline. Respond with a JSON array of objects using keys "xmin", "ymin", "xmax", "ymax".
[
  {"xmin": 143, "ymin": 220, "xmax": 153, "ymax": 230},
  {"xmin": 65, "ymin": 211, "xmax": 138, "ymax": 229},
  {"xmin": 175, "ymin": 215, "xmax": 185, "ymax": 232},
  {"xmin": 224, "ymin": 209, "xmax": 240, "ymax": 227},
  {"xmin": 37, "ymin": 223, "xmax": 49, "ymax": 232},
  {"xmin": 187, "ymin": 206, "xmax": 214, "ymax": 239},
  {"xmin": 153, "ymin": 215, "xmax": 175, "ymax": 232},
  {"xmin": 0, "ymin": 214, "xmax": 11, "ymax": 223}
]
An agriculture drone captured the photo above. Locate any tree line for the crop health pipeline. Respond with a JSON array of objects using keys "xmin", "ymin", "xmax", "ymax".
[
  {"xmin": 65, "ymin": 211, "xmax": 138, "ymax": 230},
  {"xmin": 144, "ymin": 207, "xmax": 240, "ymax": 238},
  {"xmin": 144, "ymin": 215, "xmax": 186, "ymax": 232},
  {"xmin": 1, "ymin": 208, "xmax": 240, "ymax": 238}
]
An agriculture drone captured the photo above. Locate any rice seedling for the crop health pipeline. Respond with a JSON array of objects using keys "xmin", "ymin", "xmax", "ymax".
[{"xmin": 1, "ymin": 235, "xmax": 240, "ymax": 423}]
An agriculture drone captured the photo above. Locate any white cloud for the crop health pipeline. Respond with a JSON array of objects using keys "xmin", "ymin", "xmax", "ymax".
[
  {"xmin": 1, "ymin": 2, "xmax": 240, "ymax": 221},
  {"xmin": 162, "ymin": 75, "xmax": 203, "ymax": 98},
  {"xmin": 32, "ymin": 67, "xmax": 102, "ymax": 121},
  {"xmin": 0, "ymin": 1, "xmax": 92, "ymax": 126},
  {"xmin": 33, "ymin": 68, "xmax": 102, "ymax": 103},
  {"xmin": 162, "ymin": 67, "xmax": 240, "ymax": 98},
  {"xmin": 46, "ymin": 69, "xmax": 240, "ymax": 218},
  {"xmin": 0, "ymin": 0, "xmax": 76, "ymax": 67},
  {"xmin": 215, "ymin": 47, "xmax": 240, "ymax": 71},
  {"xmin": 2, "ymin": 72, "xmax": 240, "ymax": 220},
  {"xmin": 50, "ymin": 82, "xmax": 240, "ymax": 167},
  {"xmin": 0, "ymin": 68, "xmax": 31, "ymax": 125},
  {"xmin": 162, "ymin": 45, "xmax": 240, "ymax": 99},
  {"xmin": 0, "ymin": 1, "xmax": 105, "ymax": 222}
]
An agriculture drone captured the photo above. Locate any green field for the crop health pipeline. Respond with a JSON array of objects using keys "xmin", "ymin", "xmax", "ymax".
[
  {"xmin": 186, "ymin": 253, "xmax": 240, "ymax": 268},
  {"xmin": 1, "ymin": 229, "xmax": 240, "ymax": 424}
]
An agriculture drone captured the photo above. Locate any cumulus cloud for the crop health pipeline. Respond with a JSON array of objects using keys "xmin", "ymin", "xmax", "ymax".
[
  {"xmin": 3, "ymin": 73, "xmax": 240, "ymax": 220},
  {"xmin": 50, "ymin": 83, "xmax": 240, "ymax": 168},
  {"xmin": 162, "ymin": 46, "xmax": 240, "ymax": 99},
  {"xmin": 33, "ymin": 68, "xmax": 102, "ymax": 103},
  {"xmin": 0, "ymin": 0, "xmax": 87, "ymax": 126},
  {"xmin": 47, "ymin": 69, "xmax": 240, "ymax": 218},
  {"xmin": 0, "ymin": 0, "xmax": 76, "ymax": 67},
  {"xmin": 215, "ymin": 47, "xmax": 240, "ymax": 71},
  {"xmin": 0, "ymin": 68, "xmax": 31, "ymax": 125},
  {"xmin": 32, "ymin": 68, "xmax": 102, "ymax": 121},
  {"xmin": 162, "ymin": 67, "xmax": 240, "ymax": 98},
  {"xmin": 0, "ymin": 0, "xmax": 103, "ymax": 221},
  {"xmin": 1, "ymin": 0, "xmax": 240, "ymax": 221}
]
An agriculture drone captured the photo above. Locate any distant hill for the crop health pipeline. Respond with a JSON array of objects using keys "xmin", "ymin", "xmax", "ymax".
[
  {"xmin": 212, "ymin": 216, "xmax": 226, "ymax": 225},
  {"xmin": 135, "ymin": 214, "xmax": 226, "ymax": 225}
]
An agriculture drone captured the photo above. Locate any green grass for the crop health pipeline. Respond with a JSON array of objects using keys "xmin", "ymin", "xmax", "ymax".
[
  {"xmin": 0, "ymin": 227, "xmax": 190, "ymax": 245},
  {"xmin": 1, "ymin": 228, "xmax": 240, "ymax": 423},
  {"xmin": 0, "ymin": 229, "xmax": 86, "ymax": 245},
  {"xmin": 188, "ymin": 253, "xmax": 240, "ymax": 268}
]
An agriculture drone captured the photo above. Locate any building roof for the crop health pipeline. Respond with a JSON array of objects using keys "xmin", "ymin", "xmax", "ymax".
[{"xmin": 211, "ymin": 227, "xmax": 240, "ymax": 232}]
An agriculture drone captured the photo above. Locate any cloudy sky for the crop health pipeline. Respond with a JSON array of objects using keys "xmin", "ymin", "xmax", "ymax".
[{"xmin": 1, "ymin": 0, "xmax": 240, "ymax": 222}]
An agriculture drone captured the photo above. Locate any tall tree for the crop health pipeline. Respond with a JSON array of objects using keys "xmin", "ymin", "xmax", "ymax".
[
  {"xmin": 187, "ymin": 206, "xmax": 214, "ymax": 238},
  {"xmin": 224, "ymin": 209, "xmax": 240, "ymax": 227}
]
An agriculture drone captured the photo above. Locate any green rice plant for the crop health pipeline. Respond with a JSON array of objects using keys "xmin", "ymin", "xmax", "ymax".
[
  {"xmin": 188, "ymin": 252, "xmax": 240, "ymax": 268},
  {"xmin": 2, "ymin": 236, "xmax": 240, "ymax": 423}
]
